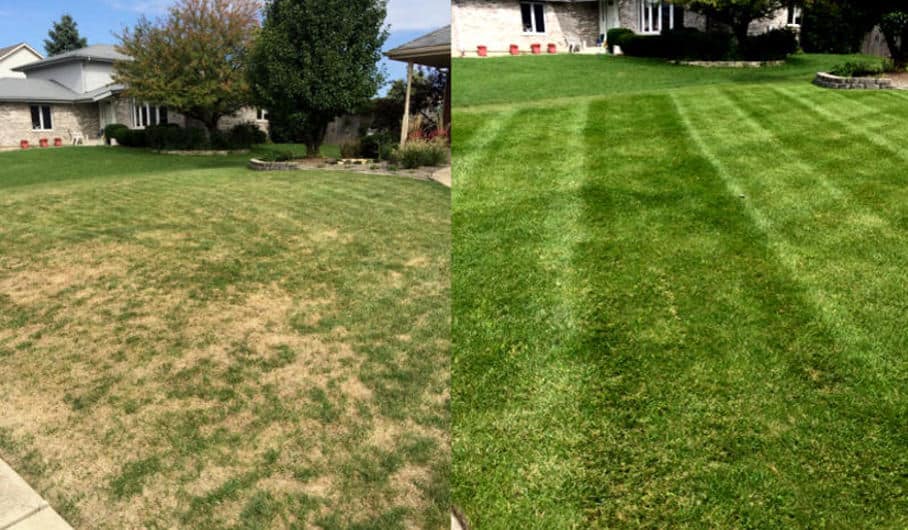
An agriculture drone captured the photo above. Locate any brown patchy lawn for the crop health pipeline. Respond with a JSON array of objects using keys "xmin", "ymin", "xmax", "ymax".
[{"xmin": 0, "ymin": 147, "xmax": 450, "ymax": 529}]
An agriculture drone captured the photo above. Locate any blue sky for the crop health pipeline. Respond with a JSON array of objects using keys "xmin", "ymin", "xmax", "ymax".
[{"xmin": 0, "ymin": 0, "xmax": 450, "ymax": 94}]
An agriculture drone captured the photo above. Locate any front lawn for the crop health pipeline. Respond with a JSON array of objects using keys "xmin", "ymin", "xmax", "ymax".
[
  {"xmin": 453, "ymin": 54, "xmax": 908, "ymax": 528},
  {"xmin": 0, "ymin": 147, "xmax": 450, "ymax": 529}
]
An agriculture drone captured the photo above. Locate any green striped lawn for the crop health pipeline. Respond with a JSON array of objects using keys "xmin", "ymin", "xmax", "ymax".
[{"xmin": 453, "ymin": 55, "xmax": 908, "ymax": 528}]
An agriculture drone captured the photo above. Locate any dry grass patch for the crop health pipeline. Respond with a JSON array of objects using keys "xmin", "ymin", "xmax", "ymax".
[{"xmin": 0, "ymin": 158, "xmax": 450, "ymax": 529}]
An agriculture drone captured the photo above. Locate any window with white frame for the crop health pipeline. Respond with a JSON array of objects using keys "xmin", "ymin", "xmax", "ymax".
[
  {"xmin": 30, "ymin": 105, "xmax": 52, "ymax": 130},
  {"xmin": 256, "ymin": 108, "xmax": 269, "ymax": 121},
  {"xmin": 521, "ymin": 2, "xmax": 546, "ymax": 34},
  {"xmin": 640, "ymin": 0, "xmax": 675, "ymax": 35},
  {"xmin": 133, "ymin": 102, "xmax": 168, "ymax": 128},
  {"xmin": 787, "ymin": 3, "xmax": 802, "ymax": 26}
]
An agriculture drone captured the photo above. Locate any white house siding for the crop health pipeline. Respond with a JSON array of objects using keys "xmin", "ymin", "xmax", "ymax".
[
  {"xmin": 83, "ymin": 62, "xmax": 115, "ymax": 93},
  {"xmin": 28, "ymin": 63, "xmax": 84, "ymax": 93},
  {"xmin": 452, "ymin": 0, "xmax": 599, "ymax": 56},
  {"xmin": 0, "ymin": 102, "xmax": 101, "ymax": 147},
  {"xmin": 0, "ymin": 48, "xmax": 43, "ymax": 79}
]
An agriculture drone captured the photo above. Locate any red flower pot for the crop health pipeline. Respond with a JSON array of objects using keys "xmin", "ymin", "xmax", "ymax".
[
  {"xmin": 547, "ymin": 43, "xmax": 557, "ymax": 54},
  {"xmin": 19, "ymin": 140, "xmax": 29, "ymax": 149},
  {"xmin": 39, "ymin": 138, "xmax": 49, "ymax": 148},
  {"xmin": 53, "ymin": 138, "xmax": 63, "ymax": 147},
  {"xmin": 477, "ymin": 45, "xmax": 488, "ymax": 57},
  {"xmin": 509, "ymin": 44, "xmax": 519, "ymax": 55},
  {"xmin": 531, "ymin": 43, "xmax": 542, "ymax": 54}
]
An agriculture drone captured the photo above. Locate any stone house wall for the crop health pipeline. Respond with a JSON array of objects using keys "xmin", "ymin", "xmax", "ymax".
[
  {"xmin": 453, "ymin": 0, "xmax": 793, "ymax": 56},
  {"xmin": 452, "ymin": 0, "xmax": 598, "ymax": 56},
  {"xmin": 0, "ymin": 103, "xmax": 101, "ymax": 147}
]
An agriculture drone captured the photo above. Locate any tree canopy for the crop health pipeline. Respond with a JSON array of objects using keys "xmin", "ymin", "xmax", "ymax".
[
  {"xmin": 248, "ymin": 0, "xmax": 389, "ymax": 157},
  {"xmin": 44, "ymin": 14, "xmax": 88, "ymax": 56},
  {"xmin": 671, "ymin": 0, "xmax": 788, "ymax": 43},
  {"xmin": 114, "ymin": 0, "xmax": 261, "ymax": 133}
]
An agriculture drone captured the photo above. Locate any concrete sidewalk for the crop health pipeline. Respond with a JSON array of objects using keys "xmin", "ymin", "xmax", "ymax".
[
  {"xmin": 432, "ymin": 166, "xmax": 451, "ymax": 188},
  {"xmin": 0, "ymin": 459, "xmax": 72, "ymax": 530}
]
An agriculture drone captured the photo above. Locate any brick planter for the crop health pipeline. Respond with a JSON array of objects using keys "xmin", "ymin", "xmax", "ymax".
[{"xmin": 814, "ymin": 72, "xmax": 894, "ymax": 90}]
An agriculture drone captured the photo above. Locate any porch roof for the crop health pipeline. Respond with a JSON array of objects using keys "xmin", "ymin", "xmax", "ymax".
[{"xmin": 385, "ymin": 26, "xmax": 451, "ymax": 68}]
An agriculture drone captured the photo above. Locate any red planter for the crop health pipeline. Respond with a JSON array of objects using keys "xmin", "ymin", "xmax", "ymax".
[
  {"xmin": 531, "ymin": 43, "xmax": 542, "ymax": 54},
  {"xmin": 39, "ymin": 138, "xmax": 49, "ymax": 148},
  {"xmin": 509, "ymin": 44, "xmax": 519, "ymax": 55},
  {"xmin": 19, "ymin": 140, "xmax": 29, "ymax": 149},
  {"xmin": 477, "ymin": 45, "xmax": 488, "ymax": 57},
  {"xmin": 53, "ymin": 138, "xmax": 63, "ymax": 147},
  {"xmin": 547, "ymin": 43, "xmax": 557, "ymax": 54}
]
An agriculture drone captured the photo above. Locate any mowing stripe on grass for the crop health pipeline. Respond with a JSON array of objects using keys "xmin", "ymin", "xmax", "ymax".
[
  {"xmin": 671, "ymin": 93, "xmax": 883, "ymax": 361},
  {"xmin": 453, "ymin": 103, "xmax": 597, "ymax": 528},
  {"xmin": 771, "ymin": 86, "xmax": 908, "ymax": 163}
]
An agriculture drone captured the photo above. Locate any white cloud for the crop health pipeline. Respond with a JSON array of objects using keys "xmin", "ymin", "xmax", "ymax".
[{"xmin": 386, "ymin": 0, "xmax": 450, "ymax": 31}]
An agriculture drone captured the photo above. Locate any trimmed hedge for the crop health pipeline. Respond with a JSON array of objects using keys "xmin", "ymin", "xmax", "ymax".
[
  {"xmin": 607, "ymin": 28, "xmax": 635, "ymax": 53},
  {"xmin": 620, "ymin": 28, "xmax": 797, "ymax": 62},
  {"xmin": 115, "ymin": 122, "xmax": 267, "ymax": 151}
]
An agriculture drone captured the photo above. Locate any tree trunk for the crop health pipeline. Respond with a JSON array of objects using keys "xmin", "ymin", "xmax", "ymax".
[
  {"xmin": 304, "ymin": 118, "xmax": 330, "ymax": 158},
  {"xmin": 883, "ymin": 31, "xmax": 907, "ymax": 70},
  {"xmin": 733, "ymin": 21, "xmax": 751, "ymax": 49}
]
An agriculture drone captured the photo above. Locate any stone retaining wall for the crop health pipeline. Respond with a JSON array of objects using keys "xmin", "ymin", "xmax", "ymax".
[
  {"xmin": 814, "ymin": 72, "xmax": 893, "ymax": 90},
  {"xmin": 673, "ymin": 60, "xmax": 785, "ymax": 68}
]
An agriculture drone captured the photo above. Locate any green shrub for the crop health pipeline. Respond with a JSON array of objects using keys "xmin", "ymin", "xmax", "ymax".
[
  {"xmin": 259, "ymin": 149, "xmax": 294, "ymax": 162},
  {"xmin": 359, "ymin": 131, "xmax": 395, "ymax": 160},
  {"xmin": 340, "ymin": 140, "xmax": 361, "ymax": 158},
  {"xmin": 740, "ymin": 28, "xmax": 799, "ymax": 61},
  {"xmin": 620, "ymin": 35, "xmax": 668, "ymax": 58},
  {"xmin": 145, "ymin": 124, "xmax": 182, "ymax": 150},
  {"xmin": 391, "ymin": 139, "xmax": 448, "ymax": 169},
  {"xmin": 104, "ymin": 123, "xmax": 129, "ymax": 144},
  {"xmin": 117, "ymin": 129, "xmax": 148, "ymax": 148},
  {"xmin": 228, "ymin": 123, "xmax": 267, "ymax": 149},
  {"xmin": 607, "ymin": 28, "xmax": 635, "ymax": 52},
  {"xmin": 829, "ymin": 61, "xmax": 883, "ymax": 78}
]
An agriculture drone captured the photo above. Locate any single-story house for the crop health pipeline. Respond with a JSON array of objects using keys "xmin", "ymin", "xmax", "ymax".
[
  {"xmin": 0, "ymin": 44, "xmax": 267, "ymax": 148},
  {"xmin": 0, "ymin": 43, "xmax": 44, "ymax": 79},
  {"xmin": 452, "ymin": 0, "xmax": 802, "ymax": 56}
]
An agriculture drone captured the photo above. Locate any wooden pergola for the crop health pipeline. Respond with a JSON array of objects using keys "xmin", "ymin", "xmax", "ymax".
[{"xmin": 384, "ymin": 26, "xmax": 451, "ymax": 147}]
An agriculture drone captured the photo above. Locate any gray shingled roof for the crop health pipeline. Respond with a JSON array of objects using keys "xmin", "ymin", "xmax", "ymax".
[
  {"xmin": 385, "ymin": 26, "xmax": 451, "ymax": 67},
  {"xmin": 0, "ymin": 78, "xmax": 124, "ymax": 103},
  {"xmin": 14, "ymin": 44, "xmax": 129, "ymax": 72},
  {"xmin": 0, "ymin": 78, "xmax": 79, "ymax": 103},
  {"xmin": 0, "ymin": 44, "xmax": 20, "ymax": 59},
  {"xmin": 387, "ymin": 26, "xmax": 451, "ymax": 55}
]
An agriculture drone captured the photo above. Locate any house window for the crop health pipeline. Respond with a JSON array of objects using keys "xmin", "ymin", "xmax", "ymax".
[
  {"xmin": 30, "ymin": 105, "xmax": 52, "ymax": 130},
  {"xmin": 787, "ymin": 4, "xmax": 802, "ymax": 26},
  {"xmin": 521, "ymin": 2, "xmax": 546, "ymax": 34},
  {"xmin": 133, "ymin": 103, "xmax": 168, "ymax": 128},
  {"xmin": 641, "ymin": 0, "xmax": 675, "ymax": 35},
  {"xmin": 256, "ymin": 108, "xmax": 269, "ymax": 121}
]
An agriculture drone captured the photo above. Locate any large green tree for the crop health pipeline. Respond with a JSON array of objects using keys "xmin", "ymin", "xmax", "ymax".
[
  {"xmin": 44, "ymin": 14, "xmax": 88, "ymax": 56},
  {"xmin": 248, "ymin": 0, "xmax": 389, "ymax": 157},
  {"xmin": 671, "ymin": 0, "xmax": 789, "ymax": 44},
  {"xmin": 114, "ymin": 0, "xmax": 260, "ymax": 134}
]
